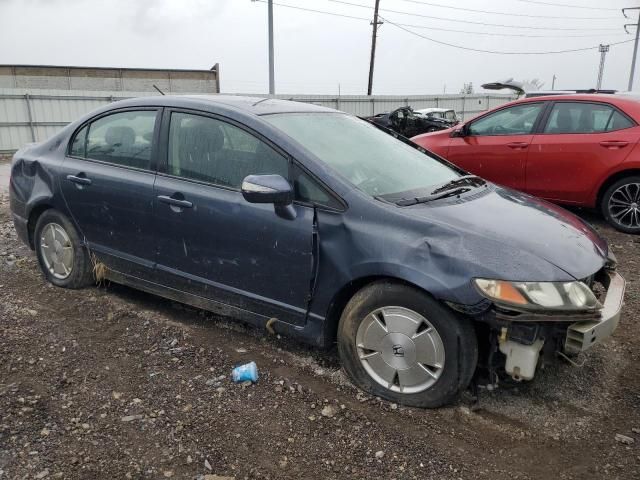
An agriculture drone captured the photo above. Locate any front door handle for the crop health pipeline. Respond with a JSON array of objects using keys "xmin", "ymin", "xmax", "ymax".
[
  {"xmin": 66, "ymin": 174, "xmax": 92, "ymax": 186},
  {"xmin": 506, "ymin": 142, "xmax": 529, "ymax": 149},
  {"xmin": 599, "ymin": 140, "xmax": 629, "ymax": 149},
  {"xmin": 157, "ymin": 195, "xmax": 193, "ymax": 209}
]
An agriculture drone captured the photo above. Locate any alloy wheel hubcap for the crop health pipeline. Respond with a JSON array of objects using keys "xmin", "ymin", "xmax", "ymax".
[
  {"xmin": 40, "ymin": 223, "xmax": 74, "ymax": 279},
  {"xmin": 608, "ymin": 183, "xmax": 640, "ymax": 229},
  {"xmin": 356, "ymin": 306, "xmax": 445, "ymax": 394}
]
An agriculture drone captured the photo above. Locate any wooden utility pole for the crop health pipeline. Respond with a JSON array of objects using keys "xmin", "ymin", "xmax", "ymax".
[{"xmin": 367, "ymin": 0, "xmax": 382, "ymax": 95}]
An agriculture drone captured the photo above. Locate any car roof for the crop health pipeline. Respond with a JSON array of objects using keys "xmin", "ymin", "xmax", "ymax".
[
  {"xmin": 110, "ymin": 94, "xmax": 339, "ymax": 116},
  {"xmin": 515, "ymin": 93, "xmax": 633, "ymax": 103}
]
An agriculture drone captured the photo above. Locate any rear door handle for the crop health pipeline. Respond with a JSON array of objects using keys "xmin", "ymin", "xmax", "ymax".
[
  {"xmin": 157, "ymin": 195, "xmax": 193, "ymax": 209},
  {"xmin": 600, "ymin": 140, "xmax": 629, "ymax": 148},
  {"xmin": 506, "ymin": 142, "xmax": 529, "ymax": 149},
  {"xmin": 66, "ymin": 174, "xmax": 92, "ymax": 186}
]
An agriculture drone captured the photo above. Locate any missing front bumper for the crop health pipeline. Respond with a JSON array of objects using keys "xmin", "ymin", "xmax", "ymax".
[{"xmin": 564, "ymin": 271, "xmax": 625, "ymax": 354}]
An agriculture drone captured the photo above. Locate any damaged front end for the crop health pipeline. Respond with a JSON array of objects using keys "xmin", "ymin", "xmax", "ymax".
[{"xmin": 451, "ymin": 259, "xmax": 625, "ymax": 383}]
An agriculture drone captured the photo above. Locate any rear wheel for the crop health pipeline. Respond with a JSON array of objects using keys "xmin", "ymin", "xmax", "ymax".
[
  {"xmin": 601, "ymin": 176, "xmax": 640, "ymax": 234},
  {"xmin": 34, "ymin": 209, "xmax": 94, "ymax": 288},
  {"xmin": 337, "ymin": 281, "xmax": 478, "ymax": 408}
]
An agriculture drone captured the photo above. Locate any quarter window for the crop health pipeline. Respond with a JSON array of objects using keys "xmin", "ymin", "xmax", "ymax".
[
  {"xmin": 606, "ymin": 110, "xmax": 634, "ymax": 132},
  {"xmin": 543, "ymin": 102, "xmax": 632, "ymax": 134},
  {"xmin": 69, "ymin": 124, "xmax": 88, "ymax": 158},
  {"xmin": 167, "ymin": 112, "xmax": 289, "ymax": 188},
  {"xmin": 468, "ymin": 103, "xmax": 544, "ymax": 136},
  {"xmin": 79, "ymin": 110, "xmax": 157, "ymax": 169},
  {"xmin": 292, "ymin": 164, "xmax": 342, "ymax": 209}
]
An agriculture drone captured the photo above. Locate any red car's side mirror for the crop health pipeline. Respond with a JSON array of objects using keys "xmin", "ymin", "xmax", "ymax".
[{"xmin": 450, "ymin": 126, "xmax": 467, "ymax": 138}]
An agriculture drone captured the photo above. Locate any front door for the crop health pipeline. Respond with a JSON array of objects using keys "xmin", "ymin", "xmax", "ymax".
[
  {"xmin": 447, "ymin": 102, "xmax": 546, "ymax": 190},
  {"xmin": 60, "ymin": 108, "xmax": 160, "ymax": 276},
  {"xmin": 153, "ymin": 110, "xmax": 314, "ymax": 325}
]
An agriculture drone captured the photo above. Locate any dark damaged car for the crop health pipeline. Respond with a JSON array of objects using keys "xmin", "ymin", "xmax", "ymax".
[
  {"xmin": 9, "ymin": 96, "xmax": 625, "ymax": 407},
  {"xmin": 366, "ymin": 106, "xmax": 453, "ymax": 137}
]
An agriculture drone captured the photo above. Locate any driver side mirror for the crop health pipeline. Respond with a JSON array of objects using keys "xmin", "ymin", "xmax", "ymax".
[
  {"xmin": 241, "ymin": 174, "xmax": 292, "ymax": 205},
  {"xmin": 450, "ymin": 124, "xmax": 468, "ymax": 138}
]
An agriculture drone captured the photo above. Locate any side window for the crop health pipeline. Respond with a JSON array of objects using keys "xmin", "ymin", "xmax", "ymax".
[
  {"xmin": 543, "ymin": 102, "xmax": 618, "ymax": 134},
  {"xmin": 167, "ymin": 112, "xmax": 289, "ymax": 188},
  {"xmin": 293, "ymin": 164, "xmax": 342, "ymax": 209},
  {"xmin": 468, "ymin": 103, "xmax": 544, "ymax": 136},
  {"xmin": 69, "ymin": 124, "xmax": 88, "ymax": 158},
  {"xmin": 84, "ymin": 110, "xmax": 157, "ymax": 169},
  {"xmin": 606, "ymin": 110, "xmax": 634, "ymax": 132}
]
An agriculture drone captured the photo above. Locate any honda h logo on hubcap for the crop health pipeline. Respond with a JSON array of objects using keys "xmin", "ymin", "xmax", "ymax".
[{"xmin": 392, "ymin": 345, "xmax": 405, "ymax": 357}]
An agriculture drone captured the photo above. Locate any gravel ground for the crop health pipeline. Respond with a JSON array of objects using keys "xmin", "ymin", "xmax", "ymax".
[{"xmin": 1, "ymin": 164, "xmax": 639, "ymax": 479}]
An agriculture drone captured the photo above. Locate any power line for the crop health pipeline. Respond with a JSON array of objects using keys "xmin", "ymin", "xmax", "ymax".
[
  {"xmin": 327, "ymin": 0, "xmax": 623, "ymax": 31},
  {"xmin": 395, "ymin": 0, "xmax": 619, "ymax": 20},
  {"xmin": 512, "ymin": 0, "xmax": 621, "ymax": 11},
  {"xmin": 254, "ymin": 1, "xmax": 628, "ymax": 39},
  {"xmin": 253, "ymin": 0, "xmax": 368, "ymax": 21},
  {"xmin": 381, "ymin": 16, "xmax": 636, "ymax": 55},
  {"xmin": 398, "ymin": 22, "xmax": 628, "ymax": 39}
]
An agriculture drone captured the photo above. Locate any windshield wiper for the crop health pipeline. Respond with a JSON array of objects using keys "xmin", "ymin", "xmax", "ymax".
[
  {"xmin": 396, "ymin": 187, "xmax": 472, "ymax": 206},
  {"xmin": 430, "ymin": 175, "xmax": 486, "ymax": 195}
]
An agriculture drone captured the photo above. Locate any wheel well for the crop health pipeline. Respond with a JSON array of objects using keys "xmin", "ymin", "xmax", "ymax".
[
  {"xmin": 323, "ymin": 275, "xmax": 420, "ymax": 345},
  {"xmin": 27, "ymin": 204, "xmax": 52, "ymax": 249},
  {"xmin": 596, "ymin": 169, "xmax": 640, "ymax": 210}
]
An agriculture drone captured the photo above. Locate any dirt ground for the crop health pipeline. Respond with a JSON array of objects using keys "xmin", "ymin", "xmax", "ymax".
[{"xmin": 0, "ymin": 161, "xmax": 639, "ymax": 479}]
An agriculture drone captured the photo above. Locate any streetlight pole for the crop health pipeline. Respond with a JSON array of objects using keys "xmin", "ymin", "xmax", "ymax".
[
  {"xmin": 596, "ymin": 44, "xmax": 609, "ymax": 90},
  {"xmin": 623, "ymin": 7, "xmax": 640, "ymax": 91},
  {"xmin": 268, "ymin": 0, "xmax": 275, "ymax": 95}
]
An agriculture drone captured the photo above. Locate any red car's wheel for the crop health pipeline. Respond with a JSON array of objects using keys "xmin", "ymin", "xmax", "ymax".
[{"xmin": 602, "ymin": 176, "xmax": 640, "ymax": 234}]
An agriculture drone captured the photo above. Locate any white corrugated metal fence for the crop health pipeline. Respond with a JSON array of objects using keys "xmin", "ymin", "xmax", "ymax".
[{"xmin": 0, "ymin": 89, "xmax": 516, "ymax": 153}]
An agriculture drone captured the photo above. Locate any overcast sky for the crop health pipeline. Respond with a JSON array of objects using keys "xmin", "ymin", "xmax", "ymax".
[{"xmin": 0, "ymin": 0, "xmax": 637, "ymax": 95}]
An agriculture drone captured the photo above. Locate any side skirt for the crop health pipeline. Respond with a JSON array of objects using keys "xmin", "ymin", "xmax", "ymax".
[{"xmin": 103, "ymin": 269, "xmax": 328, "ymax": 348}]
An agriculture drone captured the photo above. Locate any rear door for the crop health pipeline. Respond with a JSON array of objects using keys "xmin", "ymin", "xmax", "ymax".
[
  {"xmin": 60, "ymin": 108, "xmax": 160, "ymax": 276},
  {"xmin": 152, "ymin": 109, "xmax": 315, "ymax": 325},
  {"xmin": 447, "ymin": 102, "xmax": 545, "ymax": 190},
  {"xmin": 526, "ymin": 101, "xmax": 639, "ymax": 204}
]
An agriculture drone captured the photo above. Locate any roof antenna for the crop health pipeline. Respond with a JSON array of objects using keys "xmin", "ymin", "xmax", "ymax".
[
  {"xmin": 252, "ymin": 97, "xmax": 270, "ymax": 106},
  {"xmin": 153, "ymin": 84, "xmax": 166, "ymax": 96}
]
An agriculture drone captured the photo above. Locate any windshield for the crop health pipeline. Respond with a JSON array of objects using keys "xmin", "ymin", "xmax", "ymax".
[{"xmin": 263, "ymin": 113, "xmax": 459, "ymax": 197}]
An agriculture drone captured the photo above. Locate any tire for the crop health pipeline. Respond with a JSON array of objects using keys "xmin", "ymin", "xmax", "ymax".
[
  {"xmin": 601, "ymin": 176, "xmax": 640, "ymax": 234},
  {"xmin": 33, "ymin": 209, "xmax": 94, "ymax": 288},
  {"xmin": 337, "ymin": 281, "xmax": 478, "ymax": 408}
]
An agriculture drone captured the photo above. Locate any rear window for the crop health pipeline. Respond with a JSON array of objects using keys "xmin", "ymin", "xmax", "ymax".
[{"xmin": 69, "ymin": 110, "xmax": 158, "ymax": 170}]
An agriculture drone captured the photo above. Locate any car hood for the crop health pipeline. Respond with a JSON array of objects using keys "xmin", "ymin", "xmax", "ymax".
[{"xmin": 399, "ymin": 185, "xmax": 607, "ymax": 282}]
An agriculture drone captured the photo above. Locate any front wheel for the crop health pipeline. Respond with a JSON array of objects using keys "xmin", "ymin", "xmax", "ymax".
[
  {"xmin": 337, "ymin": 281, "xmax": 478, "ymax": 408},
  {"xmin": 601, "ymin": 176, "xmax": 640, "ymax": 234}
]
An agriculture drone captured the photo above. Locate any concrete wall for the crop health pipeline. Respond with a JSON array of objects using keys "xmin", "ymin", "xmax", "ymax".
[{"xmin": 0, "ymin": 65, "xmax": 220, "ymax": 94}]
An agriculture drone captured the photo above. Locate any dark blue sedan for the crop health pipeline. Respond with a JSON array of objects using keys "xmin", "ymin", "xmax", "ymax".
[{"xmin": 9, "ymin": 96, "xmax": 625, "ymax": 407}]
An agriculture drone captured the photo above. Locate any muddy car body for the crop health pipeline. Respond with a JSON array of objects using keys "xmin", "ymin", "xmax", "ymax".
[{"xmin": 9, "ymin": 96, "xmax": 625, "ymax": 407}]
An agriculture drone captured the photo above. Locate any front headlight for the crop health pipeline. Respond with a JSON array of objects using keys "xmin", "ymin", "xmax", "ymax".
[{"xmin": 474, "ymin": 278, "xmax": 601, "ymax": 312}]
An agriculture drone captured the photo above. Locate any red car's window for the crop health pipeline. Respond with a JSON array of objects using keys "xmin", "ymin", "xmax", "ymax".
[
  {"xmin": 468, "ymin": 103, "xmax": 544, "ymax": 136},
  {"xmin": 606, "ymin": 110, "xmax": 634, "ymax": 132},
  {"xmin": 543, "ymin": 102, "xmax": 632, "ymax": 134}
]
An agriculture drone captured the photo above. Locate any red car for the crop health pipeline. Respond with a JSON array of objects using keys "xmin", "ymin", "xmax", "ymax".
[{"xmin": 412, "ymin": 94, "xmax": 640, "ymax": 233}]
